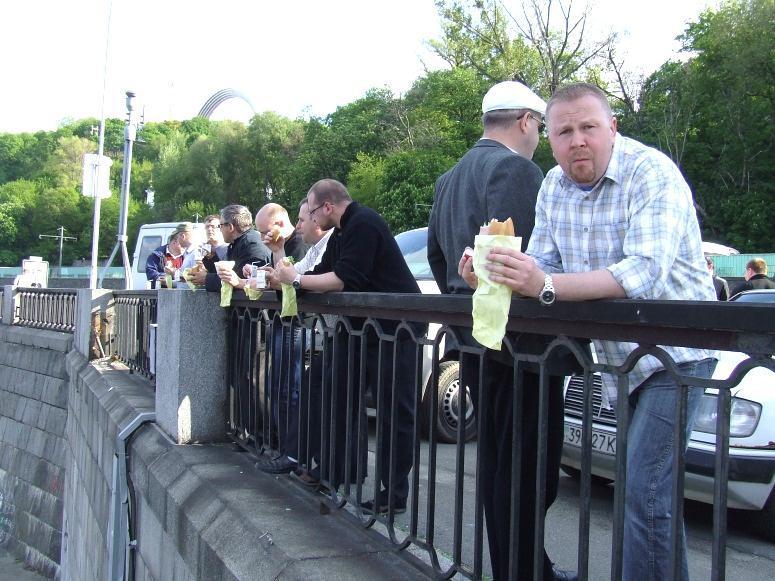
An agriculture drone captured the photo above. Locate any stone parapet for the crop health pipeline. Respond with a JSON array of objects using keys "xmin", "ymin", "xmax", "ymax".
[{"xmin": 155, "ymin": 290, "xmax": 228, "ymax": 444}]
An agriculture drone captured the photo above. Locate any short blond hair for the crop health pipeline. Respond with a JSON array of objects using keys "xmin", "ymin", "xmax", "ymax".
[{"xmin": 746, "ymin": 258, "xmax": 768, "ymax": 275}]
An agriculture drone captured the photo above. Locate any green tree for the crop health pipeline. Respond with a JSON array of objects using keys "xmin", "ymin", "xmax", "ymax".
[
  {"xmin": 402, "ymin": 68, "xmax": 489, "ymax": 157},
  {"xmin": 675, "ymin": 0, "xmax": 773, "ymax": 250},
  {"xmin": 375, "ymin": 149, "xmax": 456, "ymax": 232},
  {"xmin": 246, "ymin": 112, "xmax": 305, "ymax": 210},
  {"xmin": 347, "ymin": 153, "xmax": 386, "ymax": 209}
]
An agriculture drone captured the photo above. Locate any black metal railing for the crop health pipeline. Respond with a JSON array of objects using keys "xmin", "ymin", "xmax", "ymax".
[
  {"xmin": 14, "ymin": 287, "xmax": 77, "ymax": 332},
  {"xmin": 111, "ymin": 291, "xmax": 158, "ymax": 381},
  {"xmin": 227, "ymin": 291, "xmax": 775, "ymax": 581}
]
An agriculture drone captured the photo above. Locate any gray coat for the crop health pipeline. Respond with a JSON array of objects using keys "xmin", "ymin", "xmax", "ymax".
[{"xmin": 428, "ymin": 138, "xmax": 542, "ymax": 295}]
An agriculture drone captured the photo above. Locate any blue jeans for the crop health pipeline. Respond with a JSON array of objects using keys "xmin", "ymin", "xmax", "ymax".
[
  {"xmin": 623, "ymin": 358, "xmax": 716, "ymax": 581},
  {"xmin": 270, "ymin": 323, "xmax": 302, "ymax": 458}
]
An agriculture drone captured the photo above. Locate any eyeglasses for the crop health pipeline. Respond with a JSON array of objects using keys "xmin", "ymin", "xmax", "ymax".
[
  {"xmin": 308, "ymin": 202, "xmax": 327, "ymax": 216},
  {"xmin": 205, "ymin": 223, "xmax": 220, "ymax": 229},
  {"xmin": 526, "ymin": 113, "xmax": 546, "ymax": 134},
  {"xmin": 218, "ymin": 222, "xmax": 232, "ymax": 229}
]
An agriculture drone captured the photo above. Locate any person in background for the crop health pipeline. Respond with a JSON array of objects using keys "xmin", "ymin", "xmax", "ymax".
[
  {"xmin": 182, "ymin": 214, "xmax": 228, "ymax": 274},
  {"xmin": 464, "ymin": 82, "xmax": 716, "ymax": 581},
  {"xmin": 145, "ymin": 223, "xmax": 194, "ymax": 289},
  {"xmin": 730, "ymin": 257, "xmax": 775, "ymax": 296},
  {"xmin": 705, "ymin": 256, "xmax": 729, "ymax": 301}
]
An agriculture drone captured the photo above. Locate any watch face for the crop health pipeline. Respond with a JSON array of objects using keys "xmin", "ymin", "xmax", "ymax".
[{"xmin": 540, "ymin": 289, "xmax": 555, "ymax": 305}]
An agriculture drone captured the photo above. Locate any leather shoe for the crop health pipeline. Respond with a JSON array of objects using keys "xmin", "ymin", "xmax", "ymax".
[
  {"xmin": 360, "ymin": 496, "xmax": 407, "ymax": 515},
  {"xmin": 290, "ymin": 469, "xmax": 320, "ymax": 488},
  {"xmin": 255, "ymin": 456, "xmax": 297, "ymax": 474},
  {"xmin": 552, "ymin": 565, "xmax": 578, "ymax": 581}
]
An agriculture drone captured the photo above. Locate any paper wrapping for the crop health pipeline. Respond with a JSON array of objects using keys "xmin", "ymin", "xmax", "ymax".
[
  {"xmin": 215, "ymin": 260, "xmax": 236, "ymax": 307},
  {"xmin": 182, "ymin": 268, "xmax": 198, "ymax": 290},
  {"xmin": 471, "ymin": 234, "xmax": 522, "ymax": 350},
  {"xmin": 280, "ymin": 283, "xmax": 298, "ymax": 317},
  {"xmin": 245, "ymin": 287, "xmax": 263, "ymax": 301}
]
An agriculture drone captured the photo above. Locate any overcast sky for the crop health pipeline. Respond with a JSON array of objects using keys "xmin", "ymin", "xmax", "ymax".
[{"xmin": 0, "ymin": 0, "xmax": 719, "ymax": 133}]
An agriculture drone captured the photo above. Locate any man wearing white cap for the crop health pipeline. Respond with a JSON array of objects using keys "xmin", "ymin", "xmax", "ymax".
[
  {"xmin": 428, "ymin": 81, "xmax": 577, "ymax": 581},
  {"xmin": 473, "ymin": 82, "xmax": 717, "ymax": 581}
]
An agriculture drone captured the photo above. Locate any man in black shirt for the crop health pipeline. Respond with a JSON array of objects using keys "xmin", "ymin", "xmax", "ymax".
[
  {"xmin": 731, "ymin": 257, "xmax": 775, "ymax": 296},
  {"xmin": 273, "ymin": 179, "xmax": 421, "ymax": 514}
]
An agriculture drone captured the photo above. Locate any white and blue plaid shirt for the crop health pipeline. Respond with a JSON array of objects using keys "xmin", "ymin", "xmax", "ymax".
[{"xmin": 527, "ymin": 134, "xmax": 717, "ymax": 403}]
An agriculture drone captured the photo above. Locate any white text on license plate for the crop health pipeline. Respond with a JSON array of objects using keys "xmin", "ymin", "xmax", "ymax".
[{"xmin": 564, "ymin": 423, "xmax": 616, "ymax": 456}]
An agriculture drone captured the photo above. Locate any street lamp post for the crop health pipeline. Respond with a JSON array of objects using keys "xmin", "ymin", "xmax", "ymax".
[{"xmin": 98, "ymin": 91, "xmax": 141, "ymax": 289}]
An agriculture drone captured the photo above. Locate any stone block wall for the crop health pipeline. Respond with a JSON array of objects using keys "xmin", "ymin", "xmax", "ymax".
[
  {"xmin": 60, "ymin": 351, "xmax": 156, "ymax": 581},
  {"xmin": 0, "ymin": 325, "xmax": 73, "ymax": 578}
]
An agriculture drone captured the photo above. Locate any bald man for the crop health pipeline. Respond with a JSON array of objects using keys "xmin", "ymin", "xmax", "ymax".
[
  {"xmin": 255, "ymin": 203, "xmax": 309, "ymax": 265},
  {"xmin": 254, "ymin": 203, "xmax": 309, "ymax": 474}
]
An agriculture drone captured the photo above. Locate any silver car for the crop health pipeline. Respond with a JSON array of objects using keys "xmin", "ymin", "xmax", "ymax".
[{"xmin": 395, "ymin": 227, "xmax": 476, "ymax": 443}]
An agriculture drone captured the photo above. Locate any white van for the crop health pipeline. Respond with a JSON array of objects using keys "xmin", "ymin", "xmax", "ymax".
[{"xmin": 130, "ymin": 222, "xmax": 206, "ymax": 289}]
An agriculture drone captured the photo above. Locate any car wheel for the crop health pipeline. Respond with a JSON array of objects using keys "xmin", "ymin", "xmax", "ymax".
[
  {"xmin": 560, "ymin": 464, "xmax": 614, "ymax": 486},
  {"xmin": 422, "ymin": 361, "xmax": 476, "ymax": 443}
]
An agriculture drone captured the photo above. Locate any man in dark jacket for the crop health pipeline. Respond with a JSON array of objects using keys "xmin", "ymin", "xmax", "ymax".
[
  {"xmin": 189, "ymin": 204, "xmax": 270, "ymax": 291},
  {"xmin": 731, "ymin": 257, "xmax": 775, "ymax": 296},
  {"xmin": 428, "ymin": 81, "xmax": 575, "ymax": 581}
]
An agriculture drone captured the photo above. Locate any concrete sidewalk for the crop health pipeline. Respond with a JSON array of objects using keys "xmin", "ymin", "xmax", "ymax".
[{"xmin": 0, "ymin": 546, "xmax": 46, "ymax": 580}]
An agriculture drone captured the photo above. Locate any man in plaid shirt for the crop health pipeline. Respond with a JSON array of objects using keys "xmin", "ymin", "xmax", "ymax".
[{"xmin": 461, "ymin": 83, "xmax": 717, "ymax": 581}]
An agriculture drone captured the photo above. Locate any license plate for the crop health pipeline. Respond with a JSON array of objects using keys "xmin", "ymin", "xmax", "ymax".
[{"xmin": 564, "ymin": 422, "xmax": 617, "ymax": 456}]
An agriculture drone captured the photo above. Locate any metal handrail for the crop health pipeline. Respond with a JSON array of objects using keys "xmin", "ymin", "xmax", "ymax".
[
  {"xmin": 226, "ymin": 291, "xmax": 775, "ymax": 580},
  {"xmin": 14, "ymin": 287, "xmax": 77, "ymax": 333},
  {"xmin": 110, "ymin": 290, "xmax": 158, "ymax": 381}
]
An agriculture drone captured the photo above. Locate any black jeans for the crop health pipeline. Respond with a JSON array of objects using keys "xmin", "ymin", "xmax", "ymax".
[
  {"xmin": 308, "ymin": 327, "xmax": 418, "ymax": 501},
  {"xmin": 462, "ymin": 353, "xmax": 564, "ymax": 581}
]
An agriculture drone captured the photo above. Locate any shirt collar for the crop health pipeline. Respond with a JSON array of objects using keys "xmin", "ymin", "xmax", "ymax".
[
  {"xmin": 338, "ymin": 201, "xmax": 358, "ymax": 231},
  {"xmin": 478, "ymin": 138, "xmax": 519, "ymax": 155},
  {"xmin": 164, "ymin": 246, "xmax": 182, "ymax": 259},
  {"xmin": 313, "ymin": 229, "xmax": 334, "ymax": 252}
]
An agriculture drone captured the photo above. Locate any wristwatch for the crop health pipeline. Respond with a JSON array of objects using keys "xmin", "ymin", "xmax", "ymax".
[
  {"xmin": 292, "ymin": 273, "xmax": 302, "ymax": 290},
  {"xmin": 539, "ymin": 273, "xmax": 556, "ymax": 306}
]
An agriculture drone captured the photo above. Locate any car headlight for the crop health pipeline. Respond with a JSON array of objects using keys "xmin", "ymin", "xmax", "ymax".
[{"xmin": 692, "ymin": 394, "xmax": 762, "ymax": 438}]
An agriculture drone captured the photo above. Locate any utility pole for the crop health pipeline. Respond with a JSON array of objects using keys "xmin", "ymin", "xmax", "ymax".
[
  {"xmin": 40, "ymin": 227, "xmax": 77, "ymax": 276},
  {"xmin": 99, "ymin": 91, "xmax": 142, "ymax": 289}
]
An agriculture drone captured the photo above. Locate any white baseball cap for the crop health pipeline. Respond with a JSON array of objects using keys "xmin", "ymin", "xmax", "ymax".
[{"xmin": 482, "ymin": 81, "xmax": 547, "ymax": 115}]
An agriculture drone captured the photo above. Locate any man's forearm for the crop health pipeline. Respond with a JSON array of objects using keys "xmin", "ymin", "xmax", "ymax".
[
  {"xmin": 552, "ymin": 269, "xmax": 627, "ymax": 301},
  {"xmin": 298, "ymin": 272, "xmax": 344, "ymax": 292}
]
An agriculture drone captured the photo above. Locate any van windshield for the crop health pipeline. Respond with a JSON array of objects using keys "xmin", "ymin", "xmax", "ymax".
[{"xmin": 137, "ymin": 236, "xmax": 162, "ymax": 272}]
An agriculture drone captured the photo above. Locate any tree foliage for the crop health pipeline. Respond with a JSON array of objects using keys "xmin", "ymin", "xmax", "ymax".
[
  {"xmin": 632, "ymin": 0, "xmax": 774, "ymax": 250},
  {"xmin": 0, "ymin": 0, "xmax": 772, "ymax": 269}
]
